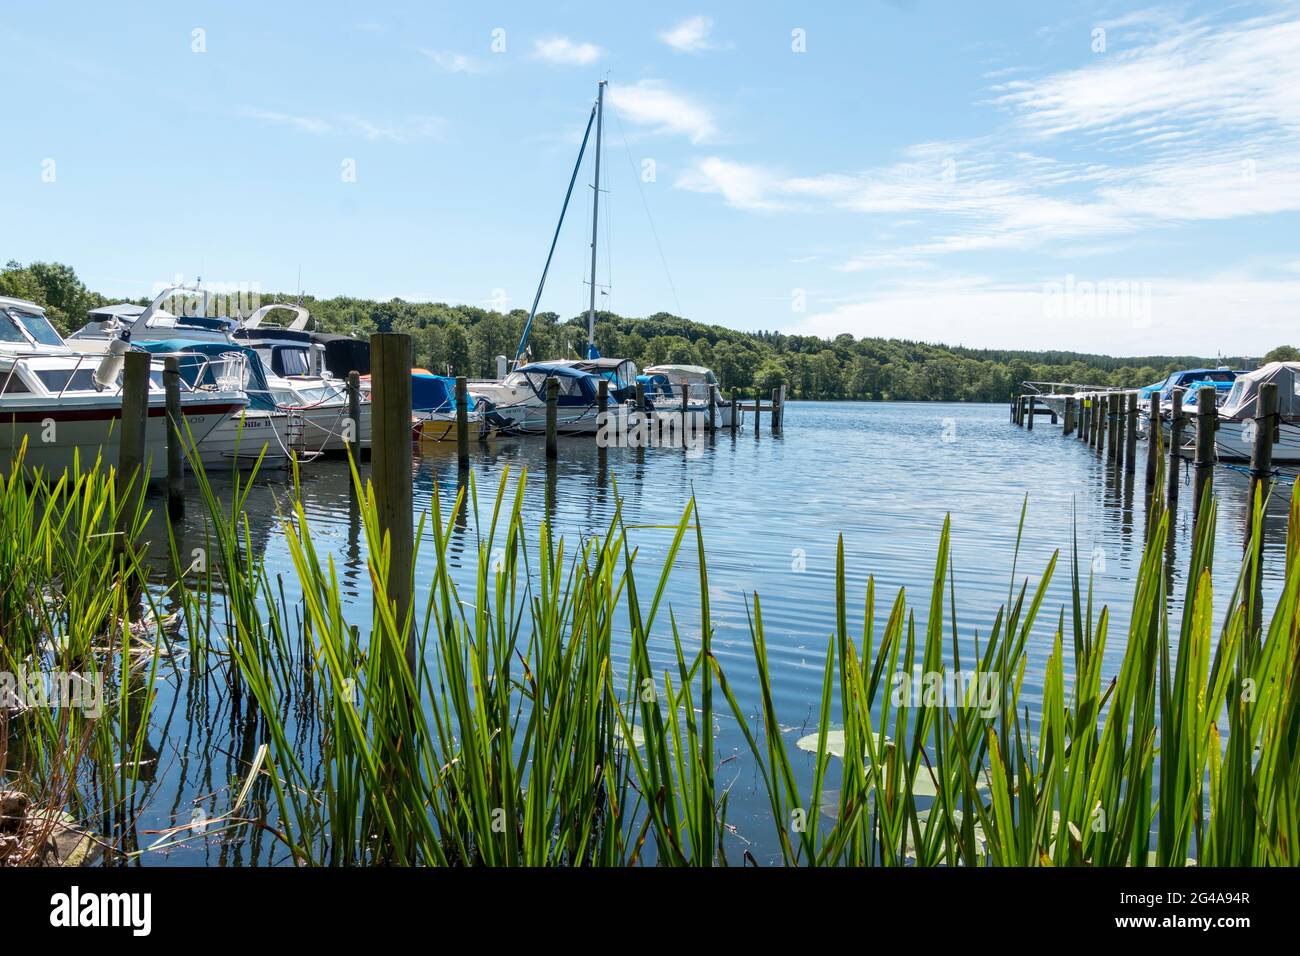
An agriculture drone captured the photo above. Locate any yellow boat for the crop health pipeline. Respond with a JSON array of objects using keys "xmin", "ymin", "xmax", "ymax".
[{"xmin": 414, "ymin": 412, "xmax": 495, "ymax": 444}]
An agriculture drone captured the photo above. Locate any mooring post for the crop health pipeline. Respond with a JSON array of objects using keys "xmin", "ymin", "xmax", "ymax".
[
  {"xmin": 370, "ymin": 333, "xmax": 415, "ymax": 677},
  {"xmin": 117, "ymin": 351, "xmax": 151, "ymax": 534},
  {"xmin": 1108, "ymin": 393, "xmax": 1121, "ymax": 461},
  {"xmin": 680, "ymin": 381, "xmax": 689, "ymax": 437},
  {"xmin": 346, "ymin": 371, "xmax": 361, "ymax": 470},
  {"xmin": 1062, "ymin": 396, "xmax": 1073, "ymax": 436},
  {"xmin": 1114, "ymin": 393, "xmax": 1127, "ymax": 469},
  {"xmin": 163, "ymin": 356, "xmax": 184, "ymax": 519},
  {"xmin": 1246, "ymin": 381, "xmax": 1278, "ymax": 638},
  {"xmin": 1247, "ymin": 381, "xmax": 1278, "ymax": 531},
  {"xmin": 729, "ymin": 387, "xmax": 739, "ymax": 434},
  {"xmin": 1193, "ymin": 385, "xmax": 1217, "ymax": 525},
  {"xmin": 1082, "ymin": 395, "xmax": 1092, "ymax": 443},
  {"xmin": 754, "ymin": 388, "xmax": 762, "ymax": 437},
  {"xmin": 706, "ymin": 383, "xmax": 716, "ymax": 432},
  {"xmin": 1145, "ymin": 391, "xmax": 1160, "ymax": 486},
  {"xmin": 1168, "ymin": 390, "xmax": 1183, "ymax": 502},
  {"xmin": 597, "ymin": 377, "xmax": 608, "ymax": 420},
  {"xmin": 772, "ymin": 385, "xmax": 784, "ymax": 433},
  {"xmin": 1125, "ymin": 391, "xmax": 1138, "ymax": 475},
  {"xmin": 1026, "ymin": 396, "xmax": 1034, "ymax": 431},
  {"xmin": 546, "ymin": 376, "xmax": 559, "ymax": 459},
  {"xmin": 455, "ymin": 375, "xmax": 469, "ymax": 467}
]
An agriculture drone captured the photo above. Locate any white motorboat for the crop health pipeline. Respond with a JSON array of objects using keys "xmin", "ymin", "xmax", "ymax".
[
  {"xmin": 1176, "ymin": 361, "xmax": 1300, "ymax": 463},
  {"xmin": 642, "ymin": 364, "xmax": 734, "ymax": 430},
  {"xmin": 1, "ymin": 297, "xmax": 245, "ymax": 480}
]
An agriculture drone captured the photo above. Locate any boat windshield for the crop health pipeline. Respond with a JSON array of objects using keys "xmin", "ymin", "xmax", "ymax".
[
  {"xmin": 6, "ymin": 308, "xmax": 65, "ymax": 347},
  {"xmin": 0, "ymin": 313, "xmax": 26, "ymax": 344}
]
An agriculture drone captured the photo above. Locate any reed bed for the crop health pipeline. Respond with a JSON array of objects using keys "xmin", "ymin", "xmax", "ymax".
[{"xmin": 2, "ymin": 438, "xmax": 1297, "ymax": 865}]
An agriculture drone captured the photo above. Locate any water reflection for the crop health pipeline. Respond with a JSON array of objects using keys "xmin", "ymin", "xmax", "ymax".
[{"xmin": 124, "ymin": 401, "xmax": 1295, "ymax": 864}]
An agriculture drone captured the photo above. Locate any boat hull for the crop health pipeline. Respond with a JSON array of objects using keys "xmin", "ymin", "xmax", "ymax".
[{"xmin": 1, "ymin": 398, "xmax": 242, "ymax": 480}]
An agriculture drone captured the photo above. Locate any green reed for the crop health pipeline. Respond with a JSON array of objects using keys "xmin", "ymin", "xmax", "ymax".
[
  {"xmin": 5, "ymin": 431, "xmax": 1297, "ymax": 865},
  {"xmin": 0, "ymin": 441, "xmax": 164, "ymax": 862}
]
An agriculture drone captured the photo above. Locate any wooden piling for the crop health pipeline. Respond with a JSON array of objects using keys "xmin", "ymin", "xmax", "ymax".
[
  {"xmin": 635, "ymin": 380, "xmax": 646, "ymax": 412},
  {"xmin": 1026, "ymin": 396, "xmax": 1034, "ymax": 431},
  {"xmin": 754, "ymin": 388, "xmax": 762, "ymax": 436},
  {"xmin": 706, "ymin": 383, "xmax": 717, "ymax": 432},
  {"xmin": 597, "ymin": 378, "xmax": 608, "ymax": 418},
  {"xmin": 546, "ymin": 376, "xmax": 559, "ymax": 459},
  {"xmin": 681, "ymin": 382, "xmax": 690, "ymax": 436},
  {"xmin": 1063, "ymin": 396, "xmax": 1075, "ymax": 436},
  {"xmin": 1114, "ymin": 393, "xmax": 1126, "ymax": 469},
  {"xmin": 1193, "ymin": 385, "xmax": 1217, "ymax": 524},
  {"xmin": 346, "ymin": 371, "xmax": 361, "ymax": 468},
  {"xmin": 1247, "ymin": 381, "xmax": 1278, "ymax": 525},
  {"xmin": 455, "ymin": 375, "xmax": 469, "ymax": 467},
  {"xmin": 1145, "ymin": 391, "xmax": 1160, "ymax": 486},
  {"xmin": 1125, "ymin": 391, "xmax": 1138, "ymax": 475},
  {"xmin": 1108, "ymin": 394, "xmax": 1121, "ymax": 460},
  {"xmin": 1082, "ymin": 395, "xmax": 1092, "ymax": 443},
  {"xmin": 1168, "ymin": 390, "xmax": 1183, "ymax": 502},
  {"xmin": 117, "ymin": 351, "xmax": 151, "ymax": 534},
  {"xmin": 370, "ymin": 333, "xmax": 415, "ymax": 676},
  {"xmin": 772, "ymin": 385, "xmax": 784, "ymax": 433},
  {"xmin": 163, "ymin": 356, "xmax": 184, "ymax": 519},
  {"xmin": 729, "ymin": 387, "xmax": 739, "ymax": 434}
]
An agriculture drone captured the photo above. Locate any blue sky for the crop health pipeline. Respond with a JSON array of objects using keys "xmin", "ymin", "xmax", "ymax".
[{"xmin": 4, "ymin": 0, "xmax": 1298, "ymax": 355}]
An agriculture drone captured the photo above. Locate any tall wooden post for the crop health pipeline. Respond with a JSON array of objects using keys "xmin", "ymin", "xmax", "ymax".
[
  {"xmin": 346, "ymin": 371, "xmax": 361, "ymax": 469},
  {"xmin": 1112, "ymin": 390, "xmax": 1123, "ymax": 468},
  {"xmin": 681, "ymin": 382, "xmax": 690, "ymax": 437},
  {"xmin": 1246, "ymin": 381, "xmax": 1278, "ymax": 639},
  {"xmin": 163, "ymin": 356, "xmax": 184, "ymax": 519},
  {"xmin": 1193, "ymin": 385, "xmax": 1217, "ymax": 525},
  {"xmin": 772, "ymin": 385, "xmax": 785, "ymax": 432},
  {"xmin": 597, "ymin": 378, "xmax": 608, "ymax": 419},
  {"xmin": 1063, "ymin": 396, "xmax": 1074, "ymax": 436},
  {"xmin": 1125, "ymin": 391, "xmax": 1138, "ymax": 475},
  {"xmin": 1026, "ymin": 396, "xmax": 1034, "ymax": 431},
  {"xmin": 546, "ymin": 377, "xmax": 559, "ymax": 459},
  {"xmin": 1168, "ymin": 390, "xmax": 1183, "ymax": 503},
  {"xmin": 729, "ymin": 387, "xmax": 739, "ymax": 434},
  {"xmin": 1145, "ymin": 391, "xmax": 1160, "ymax": 486},
  {"xmin": 1108, "ymin": 394, "xmax": 1121, "ymax": 461},
  {"xmin": 1247, "ymin": 382, "xmax": 1278, "ymax": 528},
  {"xmin": 117, "ymin": 351, "xmax": 151, "ymax": 523},
  {"xmin": 370, "ymin": 333, "xmax": 415, "ymax": 677},
  {"xmin": 455, "ymin": 375, "xmax": 469, "ymax": 467}
]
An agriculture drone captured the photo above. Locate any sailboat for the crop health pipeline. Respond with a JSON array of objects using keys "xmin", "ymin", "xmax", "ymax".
[{"xmin": 470, "ymin": 82, "xmax": 646, "ymax": 436}]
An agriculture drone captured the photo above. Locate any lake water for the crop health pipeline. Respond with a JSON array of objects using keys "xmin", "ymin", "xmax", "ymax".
[{"xmin": 129, "ymin": 401, "xmax": 1296, "ymax": 864}]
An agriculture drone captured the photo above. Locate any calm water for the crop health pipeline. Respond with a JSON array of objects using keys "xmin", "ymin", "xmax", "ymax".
[{"xmin": 128, "ymin": 401, "xmax": 1295, "ymax": 864}]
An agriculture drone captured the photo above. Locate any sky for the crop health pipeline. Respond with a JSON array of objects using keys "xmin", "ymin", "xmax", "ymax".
[{"xmin": 3, "ymin": 0, "xmax": 1299, "ymax": 356}]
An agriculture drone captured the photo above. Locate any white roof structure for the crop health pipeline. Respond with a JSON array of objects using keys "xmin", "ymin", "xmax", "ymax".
[
  {"xmin": 1219, "ymin": 362, "xmax": 1300, "ymax": 419},
  {"xmin": 643, "ymin": 364, "xmax": 715, "ymax": 383}
]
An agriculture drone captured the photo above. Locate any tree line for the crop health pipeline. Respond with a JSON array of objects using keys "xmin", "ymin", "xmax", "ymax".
[{"xmin": 3, "ymin": 259, "xmax": 1284, "ymax": 402}]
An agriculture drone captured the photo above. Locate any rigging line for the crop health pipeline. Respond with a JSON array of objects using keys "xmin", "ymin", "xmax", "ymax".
[{"xmin": 609, "ymin": 94, "xmax": 681, "ymax": 315}]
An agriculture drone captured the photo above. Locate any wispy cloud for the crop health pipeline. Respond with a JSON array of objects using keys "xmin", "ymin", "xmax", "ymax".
[
  {"xmin": 531, "ymin": 36, "xmax": 602, "ymax": 66},
  {"xmin": 659, "ymin": 15, "xmax": 724, "ymax": 53},
  {"xmin": 608, "ymin": 80, "xmax": 716, "ymax": 143},
  {"xmin": 419, "ymin": 49, "xmax": 486, "ymax": 74},
  {"xmin": 676, "ymin": 6, "xmax": 1300, "ymax": 275},
  {"xmin": 241, "ymin": 107, "xmax": 445, "ymax": 142}
]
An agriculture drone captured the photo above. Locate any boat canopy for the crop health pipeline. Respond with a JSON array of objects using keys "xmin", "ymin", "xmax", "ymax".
[
  {"xmin": 136, "ymin": 339, "xmax": 278, "ymax": 412},
  {"xmin": 1219, "ymin": 362, "xmax": 1300, "ymax": 419},
  {"xmin": 310, "ymin": 333, "xmax": 370, "ymax": 377},
  {"xmin": 513, "ymin": 362, "xmax": 600, "ymax": 404},
  {"xmin": 1141, "ymin": 368, "xmax": 1238, "ymax": 399},
  {"xmin": 643, "ymin": 364, "xmax": 718, "ymax": 386},
  {"xmin": 412, "ymin": 373, "xmax": 475, "ymax": 413}
]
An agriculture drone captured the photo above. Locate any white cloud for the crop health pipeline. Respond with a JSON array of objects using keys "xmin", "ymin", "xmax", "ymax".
[
  {"xmin": 419, "ymin": 49, "xmax": 485, "ymax": 74},
  {"xmin": 676, "ymin": 157, "xmax": 787, "ymax": 210},
  {"xmin": 675, "ymin": 7, "xmax": 1300, "ymax": 276},
  {"xmin": 241, "ymin": 108, "xmax": 332, "ymax": 135},
  {"xmin": 531, "ymin": 36, "xmax": 602, "ymax": 66},
  {"xmin": 608, "ymin": 80, "xmax": 716, "ymax": 143},
  {"xmin": 791, "ymin": 274, "xmax": 1300, "ymax": 356},
  {"xmin": 241, "ymin": 107, "xmax": 445, "ymax": 142},
  {"xmin": 659, "ymin": 15, "xmax": 721, "ymax": 53}
]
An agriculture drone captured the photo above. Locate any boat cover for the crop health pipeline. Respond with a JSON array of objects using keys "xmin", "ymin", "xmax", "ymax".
[
  {"xmin": 136, "ymin": 339, "xmax": 278, "ymax": 412},
  {"xmin": 1218, "ymin": 362, "xmax": 1300, "ymax": 419}
]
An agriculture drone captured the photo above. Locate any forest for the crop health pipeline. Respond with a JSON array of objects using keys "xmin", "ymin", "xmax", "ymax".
[{"xmin": 5, "ymin": 259, "xmax": 1289, "ymax": 402}]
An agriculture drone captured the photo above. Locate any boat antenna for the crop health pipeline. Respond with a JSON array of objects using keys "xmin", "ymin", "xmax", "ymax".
[
  {"xmin": 585, "ymin": 80, "xmax": 606, "ymax": 360},
  {"xmin": 513, "ymin": 91, "xmax": 600, "ymax": 366}
]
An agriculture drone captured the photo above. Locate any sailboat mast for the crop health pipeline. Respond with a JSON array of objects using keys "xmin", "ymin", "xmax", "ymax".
[{"xmin": 586, "ymin": 80, "xmax": 606, "ymax": 359}]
